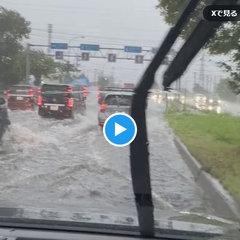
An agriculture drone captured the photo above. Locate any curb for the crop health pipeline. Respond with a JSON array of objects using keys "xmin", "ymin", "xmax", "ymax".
[{"xmin": 173, "ymin": 135, "xmax": 240, "ymax": 219}]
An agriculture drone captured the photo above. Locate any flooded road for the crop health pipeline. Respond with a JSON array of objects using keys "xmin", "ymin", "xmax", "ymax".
[{"xmin": 0, "ymin": 92, "xmax": 215, "ymax": 216}]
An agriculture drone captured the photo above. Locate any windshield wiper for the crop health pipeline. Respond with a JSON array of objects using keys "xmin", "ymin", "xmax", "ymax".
[
  {"xmin": 130, "ymin": 0, "xmax": 201, "ymax": 237},
  {"xmin": 163, "ymin": 0, "xmax": 239, "ymax": 88},
  {"xmin": 130, "ymin": 0, "xmax": 240, "ymax": 237}
]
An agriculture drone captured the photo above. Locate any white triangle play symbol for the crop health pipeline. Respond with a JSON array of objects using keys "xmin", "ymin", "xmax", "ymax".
[{"xmin": 115, "ymin": 122, "xmax": 127, "ymax": 137}]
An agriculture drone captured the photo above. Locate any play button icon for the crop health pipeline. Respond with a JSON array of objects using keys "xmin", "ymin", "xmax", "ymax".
[
  {"xmin": 103, "ymin": 113, "xmax": 137, "ymax": 147},
  {"xmin": 115, "ymin": 123, "xmax": 126, "ymax": 136}
]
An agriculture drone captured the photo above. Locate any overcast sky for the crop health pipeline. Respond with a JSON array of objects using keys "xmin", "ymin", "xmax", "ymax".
[{"xmin": 0, "ymin": 0, "xmax": 228, "ymax": 90}]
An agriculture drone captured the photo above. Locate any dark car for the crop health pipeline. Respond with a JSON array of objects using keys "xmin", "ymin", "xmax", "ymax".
[
  {"xmin": 38, "ymin": 83, "xmax": 86, "ymax": 119},
  {"xmin": 6, "ymin": 85, "xmax": 39, "ymax": 111},
  {"xmin": 98, "ymin": 91, "xmax": 133, "ymax": 127}
]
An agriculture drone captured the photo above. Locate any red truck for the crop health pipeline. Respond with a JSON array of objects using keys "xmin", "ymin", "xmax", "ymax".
[{"xmin": 124, "ymin": 83, "xmax": 135, "ymax": 89}]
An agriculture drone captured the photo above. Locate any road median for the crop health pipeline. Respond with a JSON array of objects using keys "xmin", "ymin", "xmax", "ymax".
[{"xmin": 164, "ymin": 107, "xmax": 240, "ymax": 219}]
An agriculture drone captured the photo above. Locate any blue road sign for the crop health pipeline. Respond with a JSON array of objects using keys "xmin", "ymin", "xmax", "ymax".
[
  {"xmin": 80, "ymin": 44, "xmax": 100, "ymax": 51},
  {"xmin": 50, "ymin": 43, "xmax": 68, "ymax": 50},
  {"xmin": 103, "ymin": 113, "xmax": 137, "ymax": 147},
  {"xmin": 124, "ymin": 46, "xmax": 142, "ymax": 53}
]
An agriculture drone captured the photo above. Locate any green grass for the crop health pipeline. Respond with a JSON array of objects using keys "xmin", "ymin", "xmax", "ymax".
[{"xmin": 165, "ymin": 111, "xmax": 240, "ymax": 205}]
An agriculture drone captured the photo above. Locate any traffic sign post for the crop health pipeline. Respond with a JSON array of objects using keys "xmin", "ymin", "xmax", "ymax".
[
  {"xmin": 81, "ymin": 52, "xmax": 90, "ymax": 61},
  {"xmin": 51, "ymin": 43, "xmax": 68, "ymax": 50},
  {"xmin": 80, "ymin": 44, "xmax": 100, "ymax": 51},
  {"xmin": 152, "ymin": 47, "xmax": 159, "ymax": 54},
  {"xmin": 124, "ymin": 46, "xmax": 142, "ymax": 53},
  {"xmin": 55, "ymin": 51, "xmax": 63, "ymax": 60},
  {"xmin": 135, "ymin": 55, "xmax": 144, "ymax": 64},
  {"xmin": 108, "ymin": 54, "xmax": 117, "ymax": 62},
  {"xmin": 30, "ymin": 43, "xmax": 170, "ymax": 65}
]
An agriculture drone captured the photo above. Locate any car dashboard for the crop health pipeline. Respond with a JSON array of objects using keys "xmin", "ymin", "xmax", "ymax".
[{"xmin": 0, "ymin": 227, "xmax": 217, "ymax": 240}]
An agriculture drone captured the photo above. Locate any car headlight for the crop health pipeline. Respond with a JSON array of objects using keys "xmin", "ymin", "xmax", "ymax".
[
  {"xmin": 209, "ymin": 99, "xmax": 213, "ymax": 103},
  {"xmin": 152, "ymin": 95, "xmax": 156, "ymax": 99},
  {"xmin": 218, "ymin": 100, "xmax": 221, "ymax": 103}
]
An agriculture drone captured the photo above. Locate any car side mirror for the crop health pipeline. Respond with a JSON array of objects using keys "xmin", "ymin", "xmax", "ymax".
[{"xmin": 0, "ymin": 97, "xmax": 6, "ymax": 105}]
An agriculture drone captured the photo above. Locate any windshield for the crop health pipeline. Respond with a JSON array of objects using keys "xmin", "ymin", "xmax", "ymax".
[
  {"xmin": 42, "ymin": 84, "xmax": 68, "ymax": 92},
  {"xmin": 9, "ymin": 86, "xmax": 32, "ymax": 91},
  {"xmin": 0, "ymin": 0, "xmax": 240, "ymax": 239},
  {"xmin": 105, "ymin": 94, "xmax": 132, "ymax": 106}
]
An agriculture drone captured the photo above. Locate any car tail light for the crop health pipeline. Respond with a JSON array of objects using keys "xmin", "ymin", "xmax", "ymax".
[
  {"xmin": 38, "ymin": 96, "xmax": 42, "ymax": 105},
  {"xmin": 29, "ymin": 88, "xmax": 34, "ymax": 97},
  {"xmin": 67, "ymin": 98, "xmax": 73, "ymax": 107},
  {"xmin": 100, "ymin": 102, "xmax": 106, "ymax": 113},
  {"xmin": 38, "ymin": 88, "xmax": 41, "ymax": 94},
  {"xmin": 97, "ymin": 89, "xmax": 101, "ymax": 99},
  {"xmin": 67, "ymin": 87, "xmax": 72, "ymax": 93},
  {"xmin": 6, "ymin": 90, "xmax": 10, "ymax": 99},
  {"xmin": 83, "ymin": 86, "xmax": 87, "ymax": 97}
]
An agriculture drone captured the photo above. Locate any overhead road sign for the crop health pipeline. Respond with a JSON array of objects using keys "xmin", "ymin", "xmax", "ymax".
[
  {"xmin": 108, "ymin": 54, "xmax": 117, "ymax": 62},
  {"xmin": 135, "ymin": 55, "xmax": 144, "ymax": 64},
  {"xmin": 124, "ymin": 46, "xmax": 142, "ymax": 53},
  {"xmin": 50, "ymin": 43, "xmax": 68, "ymax": 50},
  {"xmin": 80, "ymin": 44, "xmax": 100, "ymax": 51},
  {"xmin": 55, "ymin": 51, "xmax": 63, "ymax": 60},
  {"xmin": 81, "ymin": 52, "xmax": 90, "ymax": 61}
]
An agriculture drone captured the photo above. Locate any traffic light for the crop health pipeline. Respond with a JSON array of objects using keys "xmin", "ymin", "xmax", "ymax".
[
  {"xmin": 135, "ymin": 55, "xmax": 143, "ymax": 64},
  {"xmin": 81, "ymin": 52, "xmax": 90, "ymax": 61},
  {"xmin": 108, "ymin": 54, "xmax": 116, "ymax": 62},
  {"xmin": 55, "ymin": 51, "xmax": 63, "ymax": 60}
]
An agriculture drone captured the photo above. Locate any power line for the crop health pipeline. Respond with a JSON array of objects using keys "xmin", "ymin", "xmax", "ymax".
[{"xmin": 31, "ymin": 28, "xmax": 183, "ymax": 47}]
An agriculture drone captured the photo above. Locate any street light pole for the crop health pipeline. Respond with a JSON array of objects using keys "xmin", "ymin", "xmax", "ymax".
[{"xmin": 26, "ymin": 43, "xmax": 30, "ymax": 83}]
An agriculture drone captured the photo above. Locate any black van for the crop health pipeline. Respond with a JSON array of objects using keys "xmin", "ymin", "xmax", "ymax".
[{"xmin": 38, "ymin": 83, "xmax": 86, "ymax": 119}]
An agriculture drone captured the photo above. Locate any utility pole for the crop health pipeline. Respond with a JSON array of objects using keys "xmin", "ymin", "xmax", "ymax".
[
  {"xmin": 76, "ymin": 56, "xmax": 80, "ymax": 70},
  {"xmin": 206, "ymin": 75, "xmax": 209, "ymax": 92},
  {"xmin": 48, "ymin": 24, "xmax": 53, "ymax": 55},
  {"xmin": 199, "ymin": 51, "xmax": 205, "ymax": 89},
  {"xmin": 26, "ymin": 43, "xmax": 30, "ymax": 83},
  {"xmin": 194, "ymin": 72, "xmax": 197, "ymax": 85},
  {"xmin": 213, "ymin": 75, "xmax": 217, "ymax": 93},
  {"xmin": 209, "ymin": 75, "xmax": 212, "ymax": 93}
]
